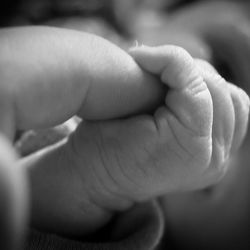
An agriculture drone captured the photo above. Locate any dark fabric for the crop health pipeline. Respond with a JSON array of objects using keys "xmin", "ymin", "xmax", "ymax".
[{"xmin": 25, "ymin": 201, "xmax": 164, "ymax": 250}]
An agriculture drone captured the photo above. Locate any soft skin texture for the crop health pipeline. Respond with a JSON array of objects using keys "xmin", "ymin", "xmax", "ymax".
[
  {"xmin": 0, "ymin": 27, "xmax": 249, "ymax": 236},
  {"xmin": 0, "ymin": 26, "xmax": 165, "ymax": 137}
]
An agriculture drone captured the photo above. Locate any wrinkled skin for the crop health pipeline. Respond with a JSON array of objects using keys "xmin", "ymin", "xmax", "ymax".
[
  {"xmin": 0, "ymin": 27, "xmax": 249, "ymax": 237},
  {"xmin": 150, "ymin": 1, "xmax": 250, "ymax": 249},
  {"xmin": 67, "ymin": 45, "xmax": 249, "ymax": 201}
]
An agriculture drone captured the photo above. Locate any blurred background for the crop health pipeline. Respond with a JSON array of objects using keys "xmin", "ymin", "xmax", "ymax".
[
  {"xmin": 1, "ymin": 0, "xmax": 250, "ymax": 88},
  {"xmin": 1, "ymin": 1, "xmax": 250, "ymax": 249}
]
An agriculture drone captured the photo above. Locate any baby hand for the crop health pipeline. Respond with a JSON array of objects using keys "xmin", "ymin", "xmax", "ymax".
[
  {"xmin": 22, "ymin": 43, "xmax": 249, "ymax": 236},
  {"xmin": 68, "ymin": 45, "xmax": 249, "ymax": 208},
  {"xmin": 127, "ymin": 45, "xmax": 250, "ymax": 191}
]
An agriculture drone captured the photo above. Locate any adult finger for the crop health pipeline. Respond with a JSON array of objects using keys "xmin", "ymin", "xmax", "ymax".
[{"xmin": 0, "ymin": 26, "xmax": 164, "ymax": 133}]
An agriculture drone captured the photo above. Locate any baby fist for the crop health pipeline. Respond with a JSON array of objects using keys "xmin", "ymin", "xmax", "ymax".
[{"xmin": 68, "ymin": 45, "xmax": 249, "ymax": 210}]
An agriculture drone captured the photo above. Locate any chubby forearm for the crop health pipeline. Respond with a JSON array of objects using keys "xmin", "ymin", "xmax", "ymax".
[
  {"xmin": 0, "ymin": 26, "xmax": 164, "ymax": 131},
  {"xmin": 18, "ymin": 137, "xmax": 133, "ymax": 236}
]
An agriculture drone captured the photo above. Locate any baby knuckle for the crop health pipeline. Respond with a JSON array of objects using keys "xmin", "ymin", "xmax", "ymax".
[{"xmin": 187, "ymin": 73, "xmax": 208, "ymax": 96}]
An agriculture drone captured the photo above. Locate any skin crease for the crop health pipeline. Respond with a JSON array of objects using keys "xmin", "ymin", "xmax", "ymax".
[
  {"xmin": 0, "ymin": 26, "xmax": 249, "ymax": 237},
  {"xmin": 151, "ymin": 2, "xmax": 250, "ymax": 248},
  {"xmin": 128, "ymin": 2, "xmax": 250, "ymax": 248}
]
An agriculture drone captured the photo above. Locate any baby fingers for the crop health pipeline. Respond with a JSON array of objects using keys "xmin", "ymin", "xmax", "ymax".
[
  {"xmin": 196, "ymin": 60, "xmax": 250, "ymax": 183},
  {"xmin": 130, "ymin": 45, "xmax": 213, "ymax": 137},
  {"xmin": 196, "ymin": 60, "xmax": 235, "ymax": 167},
  {"xmin": 129, "ymin": 46, "xmax": 249, "ymax": 191},
  {"xmin": 227, "ymin": 83, "xmax": 250, "ymax": 153}
]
